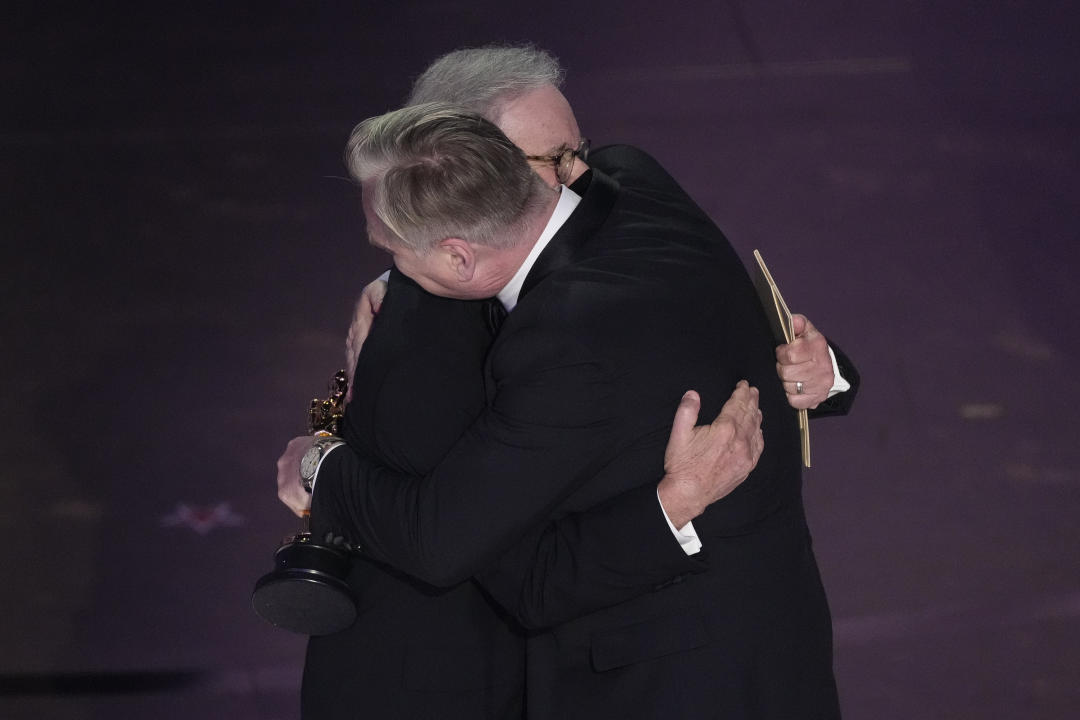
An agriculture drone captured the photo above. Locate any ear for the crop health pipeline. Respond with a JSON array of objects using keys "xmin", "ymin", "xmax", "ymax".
[{"xmin": 438, "ymin": 237, "xmax": 477, "ymax": 282}]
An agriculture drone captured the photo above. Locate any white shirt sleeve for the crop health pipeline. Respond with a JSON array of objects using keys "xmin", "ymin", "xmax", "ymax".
[{"xmin": 657, "ymin": 490, "xmax": 703, "ymax": 555}]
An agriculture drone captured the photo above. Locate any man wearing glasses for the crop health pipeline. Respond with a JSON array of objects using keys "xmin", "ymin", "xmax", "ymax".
[
  {"xmin": 279, "ymin": 46, "xmax": 856, "ymax": 719},
  {"xmin": 344, "ymin": 48, "xmax": 853, "ymax": 415}
]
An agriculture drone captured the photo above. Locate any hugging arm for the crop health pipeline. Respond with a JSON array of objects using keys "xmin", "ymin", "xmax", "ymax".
[{"xmin": 306, "ymin": 338, "xmax": 760, "ymax": 624}]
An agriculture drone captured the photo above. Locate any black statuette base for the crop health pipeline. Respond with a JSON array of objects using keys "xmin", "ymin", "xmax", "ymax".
[{"xmin": 252, "ymin": 535, "xmax": 356, "ymax": 636}]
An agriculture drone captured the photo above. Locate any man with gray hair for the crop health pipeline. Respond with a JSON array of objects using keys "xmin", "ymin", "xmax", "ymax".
[
  {"xmin": 407, "ymin": 44, "xmax": 565, "ymax": 120},
  {"xmin": 284, "ymin": 48, "xmax": 788, "ymax": 719},
  {"xmin": 288, "ymin": 97, "xmax": 842, "ymax": 717},
  {"xmin": 342, "ymin": 45, "xmax": 856, "ymax": 414},
  {"xmin": 286, "ymin": 102, "xmax": 765, "ymax": 719}
]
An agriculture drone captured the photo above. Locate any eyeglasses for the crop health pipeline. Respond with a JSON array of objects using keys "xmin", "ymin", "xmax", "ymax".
[{"xmin": 525, "ymin": 138, "xmax": 590, "ymax": 185}]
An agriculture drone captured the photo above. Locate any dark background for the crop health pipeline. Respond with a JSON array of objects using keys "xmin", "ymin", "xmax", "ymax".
[{"xmin": 2, "ymin": 2, "xmax": 1078, "ymax": 718}]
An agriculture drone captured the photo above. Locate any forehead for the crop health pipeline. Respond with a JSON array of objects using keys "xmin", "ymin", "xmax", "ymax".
[{"xmin": 495, "ymin": 85, "xmax": 580, "ymax": 155}]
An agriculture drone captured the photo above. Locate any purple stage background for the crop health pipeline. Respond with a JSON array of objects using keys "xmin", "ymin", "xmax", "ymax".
[{"xmin": 2, "ymin": 2, "xmax": 1078, "ymax": 718}]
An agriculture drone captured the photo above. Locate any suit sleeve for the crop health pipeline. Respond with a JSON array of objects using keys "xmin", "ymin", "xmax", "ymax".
[
  {"xmin": 476, "ymin": 484, "xmax": 707, "ymax": 629},
  {"xmin": 590, "ymin": 145, "xmax": 863, "ymax": 421},
  {"xmin": 313, "ymin": 323, "xmax": 701, "ymax": 599}
]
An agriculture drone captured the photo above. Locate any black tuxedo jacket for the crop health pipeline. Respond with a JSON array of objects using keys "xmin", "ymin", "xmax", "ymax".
[
  {"xmin": 303, "ymin": 270, "xmax": 524, "ymax": 719},
  {"xmin": 315, "ymin": 146, "xmax": 856, "ymax": 718}
]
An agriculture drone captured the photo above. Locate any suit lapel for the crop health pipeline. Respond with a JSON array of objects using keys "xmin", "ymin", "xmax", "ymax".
[{"xmin": 519, "ymin": 169, "xmax": 619, "ymax": 301}]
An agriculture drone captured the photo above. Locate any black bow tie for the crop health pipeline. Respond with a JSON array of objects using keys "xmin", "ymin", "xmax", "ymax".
[{"xmin": 485, "ymin": 298, "xmax": 508, "ymax": 336}]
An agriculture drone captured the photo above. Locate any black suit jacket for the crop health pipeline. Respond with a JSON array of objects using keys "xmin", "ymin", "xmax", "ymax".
[
  {"xmin": 315, "ymin": 146, "xmax": 855, "ymax": 718},
  {"xmin": 303, "ymin": 270, "xmax": 525, "ymax": 719}
]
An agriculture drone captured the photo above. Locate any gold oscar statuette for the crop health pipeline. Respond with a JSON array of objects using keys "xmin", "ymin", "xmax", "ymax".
[{"xmin": 252, "ymin": 371, "xmax": 358, "ymax": 635}]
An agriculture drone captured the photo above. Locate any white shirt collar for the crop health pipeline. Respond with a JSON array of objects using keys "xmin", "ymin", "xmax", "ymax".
[{"xmin": 497, "ymin": 185, "xmax": 582, "ymax": 311}]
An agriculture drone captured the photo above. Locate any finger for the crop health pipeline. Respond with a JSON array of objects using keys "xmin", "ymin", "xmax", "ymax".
[
  {"xmin": 345, "ymin": 353, "xmax": 357, "ymax": 384},
  {"xmin": 782, "ymin": 377, "xmax": 805, "ymax": 392},
  {"xmin": 775, "ymin": 337, "xmax": 807, "ymax": 365},
  {"xmin": 346, "ymin": 349, "xmax": 359, "ymax": 385},
  {"xmin": 727, "ymin": 379, "xmax": 753, "ymax": 409},
  {"xmin": 291, "ymin": 486, "xmax": 312, "ymax": 515},
  {"xmin": 668, "ymin": 390, "xmax": 702, "ymax": 451},
  {"xmin": 724, "ymin": 378, "xmax": 750, "ymax": 402},
  {"xmin": 277, "ymin": 479, "xmax": 310, "ymax": 516},
  {"xmin": 777, "ymin": 345, "xmax": 825, "ymax": 377},
  {"xmin": 369, "ymin": 289, "xmax": 385, "ymax": 314},
  {"xmin": 787, "ymin": 385, "xmax": 827, "ymax": 410},
  {"xmin": 776, "ymin": 361, "xmax": 808, "ymax": 383},
  {"xmin": 357, "ymin": 302, "xmax": 376, "ymax": 327},
  {"xmin": 786, "ymin": 393, "xmax": 811, "ymax": 410},
  {"xmin": 364, "ymin": 278, "xmax": 388, "ymax": 314},
  {"xmin": 345, "ymin": 334, "xmax": 359, "ymax": 379},
  {"xmin": 734, "ymin": 387, "xmax": 762, "ymax": 434},
  {"xmin": 782, "ymin": 377, "xmax": 811, "ymax": 398},
  {"xmin": 715, "ymin": 385, "xmax": 744, "ymax": 423},
  {"xmin": 719, "ymin": 384, "xmax": 758, "ymax": 437},
  {"xmin": 346, "ymin": 326, "xmax": 373, "ymax": 368},
  {"xmin": 777, "ymin": 337, "xmax": 814, "ymax": 366}
]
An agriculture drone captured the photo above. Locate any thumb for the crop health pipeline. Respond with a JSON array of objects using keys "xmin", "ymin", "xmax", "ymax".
[
  {"xmin": 668, "ymin": 390, "xmax": 702, "ymax": 454},
  {"xmin": 791, "ymin": 313, "xmax": 808, "ymax": 338}
]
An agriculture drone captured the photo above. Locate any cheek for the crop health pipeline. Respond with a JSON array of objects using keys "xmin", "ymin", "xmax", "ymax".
[{"xmin": 533, "ymin": 165, "xmax": 560, "ymax": 189}]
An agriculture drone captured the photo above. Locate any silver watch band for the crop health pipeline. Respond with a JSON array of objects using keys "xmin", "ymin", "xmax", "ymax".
[{"xmin": 300, "ymin": 437, "xmax": 344, "ymax": 493}]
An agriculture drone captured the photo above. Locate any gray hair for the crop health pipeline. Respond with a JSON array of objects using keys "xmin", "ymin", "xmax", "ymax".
[
  {"xmin": 344, "ymin": 102, "xmax": 550, "ymax": 252},
  {"xmin": 406, "ymin": 45, "xmax": 565, "ymax": 121}
]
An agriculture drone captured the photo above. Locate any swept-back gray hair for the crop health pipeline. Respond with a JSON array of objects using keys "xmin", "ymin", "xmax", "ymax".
[
  {"xmin": 406, "ymin": 45, "xmax": 565, "ymax": 121},
  {"xmin": 345, "ymin": 102, "xmax": 550, "ymax": 252}
]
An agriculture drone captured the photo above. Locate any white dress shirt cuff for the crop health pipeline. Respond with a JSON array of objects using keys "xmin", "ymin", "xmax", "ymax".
[
  {"xmin": 657, "ymin": 490, "xmax": 703, "ymax": 555},
  {"xmin": 826, "ymin": 346, "xmax": 851, "ymax": 398}
]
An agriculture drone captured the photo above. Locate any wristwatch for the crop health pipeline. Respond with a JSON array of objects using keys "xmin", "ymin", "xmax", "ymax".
[{"xmin": 299, "ymin": 434, "xmax": 344, "ymax": 493}]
